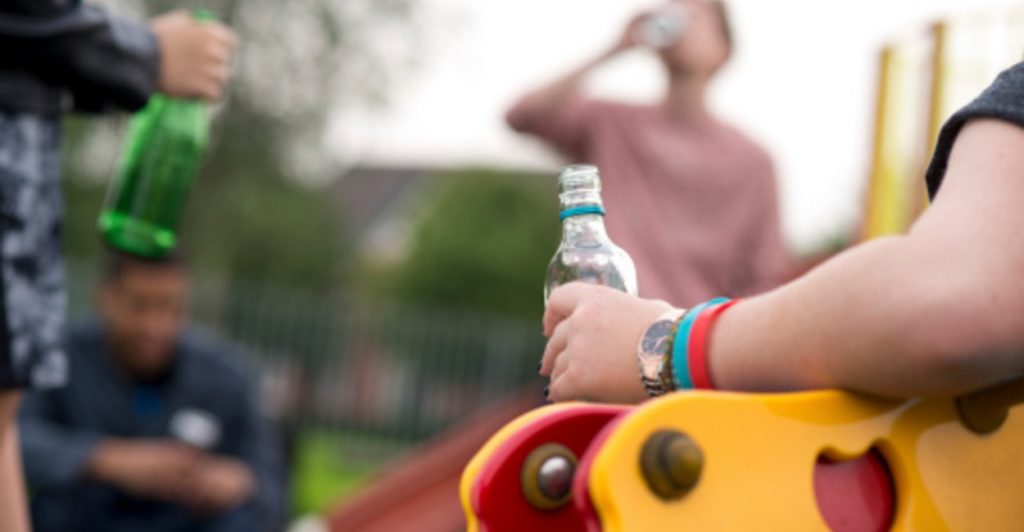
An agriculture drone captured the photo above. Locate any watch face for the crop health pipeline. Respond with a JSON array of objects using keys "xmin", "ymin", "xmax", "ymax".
[
  {"xmin": 639, "ymin": 319, "xmax": 675, "ymax": 382},
  {"xmin": 641, "ymin": 320, "xmax": 675, "ymax": 357}
]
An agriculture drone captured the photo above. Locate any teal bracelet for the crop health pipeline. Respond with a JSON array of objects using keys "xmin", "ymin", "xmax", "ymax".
[{"xmin": 672, "ymin": 297, "xmax": 729, "ymax": 390}]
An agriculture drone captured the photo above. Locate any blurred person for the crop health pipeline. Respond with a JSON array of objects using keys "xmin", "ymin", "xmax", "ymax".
[
  {"xmin": 539, "ymin": 62, "xmax": 1024, "ymax": 404},
  {"xmin": 19, "ymin": 251, "xmax": 285, "ymax": 532},
  {"xmin": 508, "ymin": 0, "xmax": 790, "ymax": 307},
  {"xmin": 0, "ymin": 3, "xmax": 235, "ymax": 531}
]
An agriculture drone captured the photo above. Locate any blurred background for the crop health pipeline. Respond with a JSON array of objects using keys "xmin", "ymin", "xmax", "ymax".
[{"xmin": 63, "ymin": 0, "xmax": 1024, "ymax": 529}]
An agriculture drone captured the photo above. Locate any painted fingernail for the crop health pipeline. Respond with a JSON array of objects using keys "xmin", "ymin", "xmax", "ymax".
[{"xmin": 543, "ymin": 386, "xmax": 550, "ymax": 399}]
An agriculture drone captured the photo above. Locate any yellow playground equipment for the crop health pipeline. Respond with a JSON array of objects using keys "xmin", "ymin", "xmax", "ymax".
[
  {"xmin": 462, "ymin": 380, "xmax": 1024, "ymax": 531},
  {"xmin": 463, "ymin": 8, "xmax": 1024, "ymax": 531}
]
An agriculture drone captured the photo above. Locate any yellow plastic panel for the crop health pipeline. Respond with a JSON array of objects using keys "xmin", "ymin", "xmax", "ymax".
[{"xmin": 586, "ymin": 390, "xmax": 1024, "ymax": 531}]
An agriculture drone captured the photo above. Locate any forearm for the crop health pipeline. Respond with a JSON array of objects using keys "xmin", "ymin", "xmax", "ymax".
[
  {"xmin": 84, "ymin": 438, "xmax": 127, "ymax": 483},
  {"xmin": 0, "ymin": 391, "xmax": 16, "ymax": 443},
  {"xmin": 507, "ymin": 45, "xmax": 619, "ymax": 129},
  {"xmin": 713, "ymin": 121, "xmax": 1024, "ymax": 398},
  {"xmin": 0, "ymin": 392, "xmax": 30, "ymax": 532},
  {"xmin": 712, "ymin": 233, "xmax": 1022, "ymax": 397}
]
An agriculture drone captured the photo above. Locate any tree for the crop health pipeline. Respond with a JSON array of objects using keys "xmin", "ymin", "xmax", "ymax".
[{"xmin": 382, "ymin": 168, "xmax": 560, "ymax": 321}]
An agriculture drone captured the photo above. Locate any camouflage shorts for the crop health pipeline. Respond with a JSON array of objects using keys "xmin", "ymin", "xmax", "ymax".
[{"xmin": 0, "ymin": 112, "xmax": 67, "ymax": 391}]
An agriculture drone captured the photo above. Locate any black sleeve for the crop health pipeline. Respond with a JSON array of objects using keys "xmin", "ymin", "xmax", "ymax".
[
  {"xmin": 0, "ymin": 1, "xmax": 159, "ymax": 112},
  {"xmin": 18, "ymin": 389, "xmax": 104, "ymax": 490},
  {"xmin": 925, "ymin": 61, "xmax": 1024, "ymax": 198},
  {"xmin": 215, "ymin": 367, "xmax": 287, "ymax": 532}
]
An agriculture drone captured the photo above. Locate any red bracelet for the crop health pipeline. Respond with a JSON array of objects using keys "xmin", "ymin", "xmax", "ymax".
[{"xmin": 688, "ymin": 299, "xmax": 741, "ymax": 389}]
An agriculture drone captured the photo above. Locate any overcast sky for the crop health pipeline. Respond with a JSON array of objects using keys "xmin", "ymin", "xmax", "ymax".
[{"xmin": 329, "ymin": 0, "xmax": 1022, "ymax": 252}]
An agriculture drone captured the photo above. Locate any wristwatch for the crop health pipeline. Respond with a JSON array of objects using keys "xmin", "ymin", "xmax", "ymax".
[{"xmin": 637, "ymin": 308, "xmax": 686, "ymax": 397}]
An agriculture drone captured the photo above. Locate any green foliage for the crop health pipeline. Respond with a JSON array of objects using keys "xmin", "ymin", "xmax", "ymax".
[
  {"xmin": 180, "ymin": 176, "xmax": 350, "ymax": 287},
  {"xmin": 383, "ymin": 168, "xmax": 559, "ymax": 321}
]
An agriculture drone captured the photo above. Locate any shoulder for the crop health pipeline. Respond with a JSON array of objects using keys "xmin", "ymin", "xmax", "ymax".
[
  {"xmin": 926, "ymin": 62, "xmax": 1024, "ymax": 196},
  {"xmin": 716, "ymin": 121, "xmax": 776, "ymax": 176},
  {"xmin": 66, "ymin": 319, "xmax": 108, "ymax": 369},
  {"xmin": 715, "ymin": 120, "xmax": 772, "ymax": 160},
  {"xmin": 178, "ymin": 328, "xmax": 257, "ymax": 392}
]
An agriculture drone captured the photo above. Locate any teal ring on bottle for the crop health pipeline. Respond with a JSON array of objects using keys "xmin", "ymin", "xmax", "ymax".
[
  {"xmin": 672, "ymin": 297, "xmax": 729, "ymax": 390},
  {"xmin": 559, "ymin": 205, "xmax": 605, "ymax": 221}
]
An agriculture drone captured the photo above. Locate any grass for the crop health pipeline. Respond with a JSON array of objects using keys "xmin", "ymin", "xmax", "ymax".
[{"xmin": 290, "ymin": 430, "xmax": 411, "ymax": 516}]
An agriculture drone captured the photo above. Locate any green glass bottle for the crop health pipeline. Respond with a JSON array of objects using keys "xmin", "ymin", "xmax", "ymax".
[{"xmin": 98, "ymin": 11, "xmax": 213, "ymax": 259}]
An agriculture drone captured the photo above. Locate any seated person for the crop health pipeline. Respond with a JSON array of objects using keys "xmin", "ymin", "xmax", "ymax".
[
  {"xmin": 19, "ymin": 252, "xmax": 285, "ymax": 532},
  {"xmin": 540, "ymin": 62, "xmax": 1024, "ymax": 403}
]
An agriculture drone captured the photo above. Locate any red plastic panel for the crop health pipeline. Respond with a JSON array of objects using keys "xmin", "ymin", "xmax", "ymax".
[
  {"xmin": 472, "ymin": 404, "xmax": 629, "ymax": 532},
  {"xmin": 571, "ymin": 414, "xmax": 628, "ymax": 532},
  {"xmin": 814, "ymin": 449, "xmax": 895, "ymax": 532}
]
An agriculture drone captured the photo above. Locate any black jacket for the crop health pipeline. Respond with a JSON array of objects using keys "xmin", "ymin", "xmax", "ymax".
[
  {"xmin": 19, "ymin": 320, "xmax": 287, "ymax": 532},
  {"xmin": 0, "ymin": 0, "xmax": 158, "ymax": 115}
]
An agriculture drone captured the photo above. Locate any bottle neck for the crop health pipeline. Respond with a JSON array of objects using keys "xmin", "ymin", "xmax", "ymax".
[
  {"xmin": 560, "ymin": 212, "xmax": 609, "ymax": 242},
  {"xmin": 557, "ymin": 169, "xmax": 607, "ymax": 242}
]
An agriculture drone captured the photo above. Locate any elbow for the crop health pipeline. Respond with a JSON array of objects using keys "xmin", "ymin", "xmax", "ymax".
[
  {"xmin": 896, "ymin": 271, "xmax": 1024, "ymax": 394},
  {"xmin": 897, "ymin": 342, "xmax": 1004, "ymax": 396},
  {"xmin": 504, "ymin": 94, "xmax": 540, "ymax": 132},
  {"xmin": 505, "ymin": 102, "xmax": 528, "ymax": 132}
]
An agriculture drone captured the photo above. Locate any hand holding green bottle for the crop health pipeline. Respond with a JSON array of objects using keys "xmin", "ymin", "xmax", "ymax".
[
  {"xmin": 150, "ymin": 9, "xmax": 236, "ymax": 101},
  {"xmin": 99, "ymin": 10, "xmax": 235, "ymax": 259}
]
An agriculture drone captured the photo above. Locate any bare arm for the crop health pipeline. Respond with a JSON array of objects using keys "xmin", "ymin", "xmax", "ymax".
[
  {"xmin": 506, "ymin": 17, "xmax": 639, "ymax": 131},
  {"xmin": 506, "ymin": 47, "xmax": 618, "ymax": 130},
  {"xmin": 542, "ymin": 119, "xmax": 1024, "ymax": 401},
  {"xmin": 0, "ymin": 392, "xmax": 30, "ymax": 532},
  {"xmin": 711, "ymin": 119, "xmax": 1024, "ymax": 397}
]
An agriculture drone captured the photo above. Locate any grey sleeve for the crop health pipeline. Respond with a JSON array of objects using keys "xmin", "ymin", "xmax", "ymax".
[
  {"xmin": 0, "ymin": 2, "xmax": 159, "ymax": 112},
  {"xmin": 18, "ymin": 391, "xmax": 103, "ymax": 490},
  {"xmin": 925, "ymin": 61, "xmax": 1024, "ymax": 198}
]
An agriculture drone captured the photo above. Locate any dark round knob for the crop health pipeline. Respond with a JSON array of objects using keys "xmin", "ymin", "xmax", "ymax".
[
  {"xmin": 521, "ymin": 443, "xmax": 578, "ymax": 510},
  {"xmin": 954, "ymin": 376, "xmax": 1024, "ymax": 435},
  {"xmin": 640, "ymin": 430, "xmax": 703, "ymax": 500},
  {"xmin": 538, "ymin": 454, "xmax": 574, "ymax": 500}
]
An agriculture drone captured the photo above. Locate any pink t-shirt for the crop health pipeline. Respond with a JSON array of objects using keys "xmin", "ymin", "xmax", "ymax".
[{"xmin": 508, "ymin": 95, "xmax": 791, "ymax": 307}]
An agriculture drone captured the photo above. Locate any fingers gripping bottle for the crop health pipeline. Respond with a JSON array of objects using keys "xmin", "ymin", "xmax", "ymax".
[
  {"xmin": 544, "ymin": 164, "xmax": 638, "ymax": 302},
  {"xmin": 98, "ymin": 11, "xmax": 214, "ymax": 259}
]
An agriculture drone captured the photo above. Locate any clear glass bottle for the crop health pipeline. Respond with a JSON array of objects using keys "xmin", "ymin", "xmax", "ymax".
[
  {"xmin": 544, "ymin": 164, "xmax": 638, "ymax": 302},
  {"xmin": 635, "ymin": 3, "xmax": 690, "ymax": 50}
]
